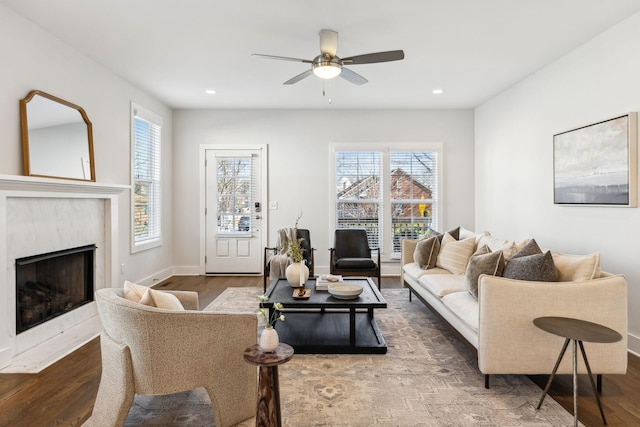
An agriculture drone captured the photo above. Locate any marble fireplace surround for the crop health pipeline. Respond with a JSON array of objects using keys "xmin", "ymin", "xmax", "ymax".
[{"xmin": 0, "ymin": 175, "xmax": 128, "ymax": 372}]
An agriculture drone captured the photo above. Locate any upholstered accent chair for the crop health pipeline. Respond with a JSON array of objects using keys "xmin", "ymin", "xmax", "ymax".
[
  {"xmin": 83, "ymin": 288, "xmax": 257, "ymax": 427},
  {"xmin": 264, "ymin": 228, "xmax": 315, "ymax": 291},
  {"xmin": 329, "ymin": 228, "xmax": 381, "ymax": 289}
]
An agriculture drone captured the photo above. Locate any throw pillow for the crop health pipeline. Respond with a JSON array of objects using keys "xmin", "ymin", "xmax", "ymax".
[
  {"xmin": 428, "ymin": 226, "xmax": 460, "ymax": 243},
  {"xmin": 464, "ymin": 247, "xmax": 505, "ymax": 300},
  {"xmin": 510, "ymin": 239, "xmax": 542, "ymax": 259},
  {"xmin": 436, "ymin": 233, "xmax": 475, "ymax": 275},
  {"xmin": 139, "ymin": 288, "xmax": 185, "ymax": 311},
  {"xmin": 502, "ymin": 251, "xmax": 558, "ymax": 282},
  {"xmin": 123, "ymin": 280, "xmax": 147, "ymax": 302},
  {"xmin": 550, "ymin": 251, "xmax": 601, "ymax": 281},
  {"xmin": 413, "ymin": 236, "xmax": 441, "ymax": 269}
]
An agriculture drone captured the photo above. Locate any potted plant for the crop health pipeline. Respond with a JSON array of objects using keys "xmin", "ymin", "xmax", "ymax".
[
  {"xmin": 257, "ymin": 295, "xmax": 284, "ymax": 352},
  {"xmin": 285, "ymin": 213, "xmax": 309, "ymax": 287}
]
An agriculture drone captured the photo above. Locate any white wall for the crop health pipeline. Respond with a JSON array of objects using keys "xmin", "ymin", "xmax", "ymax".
[
  {"xmin": 173, "ymin": 109, "xmax": 475, "ymax": 274},
  {"xmin": 0, "ymin": 5, "xmax": 174, "ymax": 286},
  {"xmin": 476, "ymin": 11, "xmax": 640, "ymax": 353}
]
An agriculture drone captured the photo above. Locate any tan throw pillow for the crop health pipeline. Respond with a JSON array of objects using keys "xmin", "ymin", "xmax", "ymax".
[
  {"xmin": 413, "ymin": 236, "xmax": 441, "ymax": 270},
  {"xmin": 436, "ymin": 233, "xmax": 476, "ymax": 275},
  {"xmin": 123, "ymin": 280, "xmax": 147, "ymax": 302},
  {"xmin": 464, "ymin": 247, "xmax": 505, "ymax": 300},
  {"xmin": 139, "ymin": 288, "xmax": 185, "ymax": 311},
  {"xmin": 550, "ymin": 251, "xmax": 601, "ymax": 281}
]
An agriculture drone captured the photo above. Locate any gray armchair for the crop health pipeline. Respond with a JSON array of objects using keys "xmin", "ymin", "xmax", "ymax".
[
  {"xmin": 84, "ymin": 288, "xmax": 257, "ymax": 427},
  {"xmin": 329, "ymin": 228, "xmax": 381, "ymax": 289}
]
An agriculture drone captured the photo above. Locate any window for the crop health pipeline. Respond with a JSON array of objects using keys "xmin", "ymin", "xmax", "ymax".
[
  {"xmin": 215, "ymin": 155, "xmax": 253, "ymax": 233},
  {"xmin": 333, "ymin": 144, "xmax": 441, "ymax": 259},
  {"xmin": 335, "ymin": 151, "xmax": 383, "ymax": 249},
  {"xmin": 131, "ymin": 103, "xmax": 162, "ymax": 252}
]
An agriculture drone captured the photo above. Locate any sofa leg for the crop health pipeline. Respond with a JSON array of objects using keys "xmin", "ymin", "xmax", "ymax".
[
  {"xmin": 597, "ymin": 374, "xmax": 602, "ymax": 394},
  {"xmin": 485, "ymin": 375, "xmax": 490, "ymax": 389},
  {"xmin": 408, "ymin": 289, "xmax": 412, "ymax": 302}
]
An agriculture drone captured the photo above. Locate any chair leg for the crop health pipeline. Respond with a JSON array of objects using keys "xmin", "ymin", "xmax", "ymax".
[{"xmin": 83, "ymin": 334, "xmax": 135, "ymax": 427}]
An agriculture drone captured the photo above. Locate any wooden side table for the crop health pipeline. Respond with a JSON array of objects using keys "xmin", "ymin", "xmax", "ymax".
[
  {"xmin": 244, "ymin": 343, "xmax": 294, "ymax": 427},
  {"xmin": 534, "ymin": 316, "xmax": 622, "ymax": 426}
]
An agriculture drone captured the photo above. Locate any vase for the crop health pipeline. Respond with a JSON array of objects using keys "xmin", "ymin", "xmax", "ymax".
[
  {"xmin": 259, "ymin": 327, "xmax": 279, "ymax": 352},
  {"xmin": 285, "ymin": 261, "xmax": 309, "ymax": 287}
]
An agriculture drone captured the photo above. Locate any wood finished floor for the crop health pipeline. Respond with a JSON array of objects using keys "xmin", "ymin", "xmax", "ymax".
[{"xmin": 0, "ymin": 275, "xmax": 638, "ymax": 426}]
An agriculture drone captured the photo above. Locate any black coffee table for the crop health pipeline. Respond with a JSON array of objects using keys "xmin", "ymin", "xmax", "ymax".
[{"xmin": 263, "ymin": 277, "xmax": 387, "ymax": 354}]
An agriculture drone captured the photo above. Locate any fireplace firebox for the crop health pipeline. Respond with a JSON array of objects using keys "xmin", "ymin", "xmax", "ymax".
[{"xmin": 16, "ymin": 244, "xmax": 96, "ymax": 334}]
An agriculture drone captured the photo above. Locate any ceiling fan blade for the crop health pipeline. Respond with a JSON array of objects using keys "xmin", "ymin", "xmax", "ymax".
[
  {"xmin": 252, "ymin": 53, "xmax": 312, "ymax": 64},
  {"xmin": 319, "ymin": 29, "xmax": 338, "ymax": 56},
  {"xmin": 342, "ymin": 50, "xmax": 405, "ymax": 65},
  {"xmin": 284, "ymin": 69, "xmax": 314, "ymax": 85},
  {"xmin": 340, "ymin": 67, "xmax": 368, "ymax": 85}
]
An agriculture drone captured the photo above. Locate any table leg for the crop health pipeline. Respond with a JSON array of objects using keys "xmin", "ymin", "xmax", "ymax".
[
  {"xmin": 537, "ymin": 338, "xmax": 571, "ymax": 409},
  {"xmin": 349, "ymin": 308, "xmax": 356, "ymax": 346},
  {"xmin": 256, "ymin": 366, "xmax": 281, "ymax": 427},
  {"xmin": 572, "ymin": 339, "xmax": 578, "ymax": 427},
  {"xmin": 578, "ymin": 341, "xmax": 608, "ymax": 425}
]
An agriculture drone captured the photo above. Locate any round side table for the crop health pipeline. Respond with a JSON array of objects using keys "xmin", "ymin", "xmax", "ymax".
[
  {"xmin": 533, "ymin": 316, "xmax": 622, "ymax": 426},
  {"xmin": 244, "ymin": 343, "xmax": 294, "ymax": 427}
]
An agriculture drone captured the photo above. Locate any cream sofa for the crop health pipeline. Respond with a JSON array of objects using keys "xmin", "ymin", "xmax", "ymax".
[{"xmin": 400, "ymin": 229, "xmax": 628, "ymax": 388}]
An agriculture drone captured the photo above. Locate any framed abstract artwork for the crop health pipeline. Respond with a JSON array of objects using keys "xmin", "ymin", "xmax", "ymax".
[{"xmin": 553, "ymin": 112, "xmax": 638, "ymax": 206}]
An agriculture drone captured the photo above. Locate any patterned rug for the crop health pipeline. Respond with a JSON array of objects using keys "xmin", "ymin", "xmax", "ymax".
[{"xmin": 124, "ymin": 287, "xmax": 579, "ymax": 426}]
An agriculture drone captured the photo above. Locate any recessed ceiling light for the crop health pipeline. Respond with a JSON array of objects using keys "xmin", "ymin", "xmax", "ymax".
[
  {"xmin": 204, "ymin": 89, "xmax": 216, "ymax": 95},
  {"xmin": 432, "ymin": 89, "xmax": 444, "ymax": 95}
]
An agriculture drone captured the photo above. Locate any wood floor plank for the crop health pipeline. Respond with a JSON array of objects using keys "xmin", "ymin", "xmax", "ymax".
[{"xmin": 0, "ymin": 276, "xmax": 637, "ymax": 426}]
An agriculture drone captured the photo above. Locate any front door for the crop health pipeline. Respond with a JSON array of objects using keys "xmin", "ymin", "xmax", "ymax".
[{"xmin": 204, "ymin": 148, "xmax": 264, "ymax": 274}]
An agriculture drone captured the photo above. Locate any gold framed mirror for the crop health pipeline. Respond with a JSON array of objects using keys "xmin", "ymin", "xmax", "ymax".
[{"xmin": 20, "ymin": 90, "xmax": 96, "ymax": 181}]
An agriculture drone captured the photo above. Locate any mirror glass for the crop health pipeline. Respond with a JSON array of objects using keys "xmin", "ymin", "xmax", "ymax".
[{"xmin": 20, "ymin": 90, "xmax": 95, "ymax": 181}]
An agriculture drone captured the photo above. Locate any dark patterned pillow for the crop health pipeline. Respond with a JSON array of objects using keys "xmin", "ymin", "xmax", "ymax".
[
  {"xmin": 428, "ymin": 226, "xmax": 460, "ymax": 243},
  {"xmin": 502, "ymin": 251, "xmax": 558, "ymax": 282},
  {"xmin": 510, "ymin": 238, "xmax": 542, "ymax": 259},
  {"xmin": 413, "ymin": 236, "xmax": 440, "ymax": 270},
  {"xmin": 464, "ymin": 246, "xmax": 505, "ymax": 300}
]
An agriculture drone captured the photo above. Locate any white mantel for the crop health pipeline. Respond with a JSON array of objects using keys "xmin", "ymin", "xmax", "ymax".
[{"xmin": 0, "ymin": 174, "xmax": 129, "ymax": 371}]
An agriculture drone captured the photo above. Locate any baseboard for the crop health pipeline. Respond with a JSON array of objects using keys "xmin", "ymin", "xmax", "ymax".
[{"xmin": 628, "ymin": 332, "xmax": 640, "ymax": 356}]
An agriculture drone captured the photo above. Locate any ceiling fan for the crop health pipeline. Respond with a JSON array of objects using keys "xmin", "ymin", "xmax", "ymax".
[{"xmin": 252, "ymin": 29, "xmax": 404, "ymax": 86}]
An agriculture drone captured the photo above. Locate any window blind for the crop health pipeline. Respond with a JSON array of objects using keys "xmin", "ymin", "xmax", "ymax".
[
  {"xmin": 335, "ymin": 151, "xmax": 383, "ymax": 250},
  {"xmin": 214, "ymin": 154, "xmax": 254, "ymax": 233},
  {"xmin": 132, "ymin": 106, "xmax": 162, "ymax": 247},
  {"xmin": 389, "ymin": 151, "xmax": 438, "ymax": 255}
]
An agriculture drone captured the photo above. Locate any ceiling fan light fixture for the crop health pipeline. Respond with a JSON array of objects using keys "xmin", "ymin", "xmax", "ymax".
[{"xmin": 312, "ymin": 55, "xmax": 342, "ymax": 79}]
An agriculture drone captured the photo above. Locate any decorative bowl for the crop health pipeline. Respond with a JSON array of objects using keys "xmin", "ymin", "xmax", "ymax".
[{"xmin": 328, "ymin": 282, "xmax": 364, "ymax": 299}]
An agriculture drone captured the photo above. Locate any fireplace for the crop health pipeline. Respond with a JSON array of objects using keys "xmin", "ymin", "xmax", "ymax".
[{"xmin": 16, "ymin": 245, "xmax": 96, "ymax": 334}]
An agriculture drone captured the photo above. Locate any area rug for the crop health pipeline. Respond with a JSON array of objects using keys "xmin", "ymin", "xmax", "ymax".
[{"xmin": 124, "ymin": 287, "xmax": 579, "ymax": 426}]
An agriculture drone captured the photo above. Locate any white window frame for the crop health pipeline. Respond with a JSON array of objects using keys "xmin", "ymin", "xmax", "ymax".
[
  {"xmin": 330, "ymin": 142, "xmax": 443, "ymax": 261},
  {"xmin": 130, "ymin": 102, "xmax": 163, "ymax": 253}
]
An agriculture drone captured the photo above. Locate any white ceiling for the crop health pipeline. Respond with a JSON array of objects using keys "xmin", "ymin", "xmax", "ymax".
[{"xmin": 3, "ymin": 0, "xmax": 640, "ymax": 110}]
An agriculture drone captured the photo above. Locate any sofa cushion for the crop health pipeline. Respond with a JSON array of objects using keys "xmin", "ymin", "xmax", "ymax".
[
  {"xmin": 441, "ymin": 291, "xmax": 479, "ymax": 332},
  {"xmin": 550, "ymin": 251, "xmax": 601, "ymax": 281},
  {"xmin": 502, "ymin": 251, "xmax": 558, "ymax": 282},
  {"xmin": 418, "ymin": 274, "xmax": 466, "ymax": 297},
  {"xmin": 403, "ymin": 262, "xmax": 432, "ymax": 281},
  {"xmin": 413, "ymin": 235, "xmax": 440, "ymax": 269},
  {"xmin": 464, "ymin": 248, "xmax": 505, "ymax": 300},
  {"xmin": 334, "ymin": 258, "xmax": 377, "ymax": 269},
  {"xmin": 139, "ymin": 288, "xmax": 185, "ymax": 310},
  {"xmin": 436, "ymin": 233, "xmax": 475, "ymax": 274}
]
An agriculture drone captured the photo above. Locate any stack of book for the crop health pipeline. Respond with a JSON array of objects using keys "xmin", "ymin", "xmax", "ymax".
[{"xmin": 316, "ymin": 274, "xmax": 342, "ymax": 291}]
